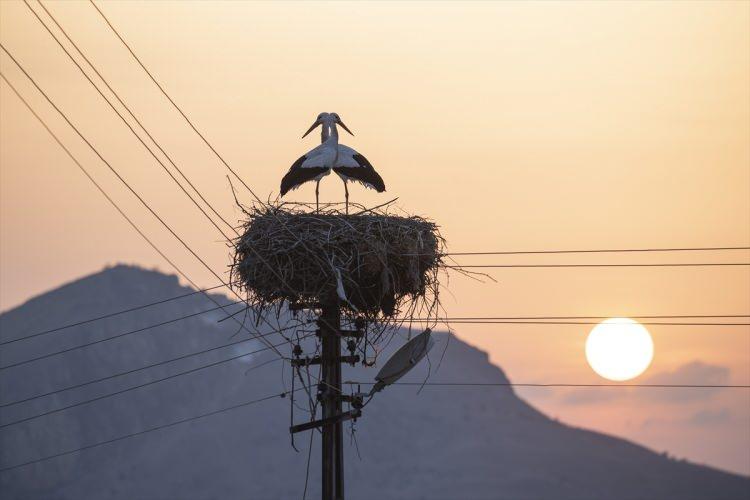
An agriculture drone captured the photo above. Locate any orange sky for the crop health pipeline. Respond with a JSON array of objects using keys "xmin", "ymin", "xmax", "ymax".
[{"xmin": 1, "ymin": 0, "xmax": 748, "ymax": 475}]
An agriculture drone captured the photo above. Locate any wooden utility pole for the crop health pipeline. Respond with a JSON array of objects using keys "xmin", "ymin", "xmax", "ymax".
[
  {"xmin": 320, "ymin": 298, "xmax": 341, "ymax": 500},
  {"xmin": 290, "ymin": 297, "xmax": 364, "ymax": 500}
]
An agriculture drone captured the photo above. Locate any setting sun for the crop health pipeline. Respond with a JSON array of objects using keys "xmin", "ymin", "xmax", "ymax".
[{"xmin": 585, "ymin": 318, "xmax": 654, "ymax": 382}]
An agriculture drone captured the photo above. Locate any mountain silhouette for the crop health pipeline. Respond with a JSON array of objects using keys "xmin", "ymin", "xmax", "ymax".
[{"xmin": 1, "ymin": 265, "xmax": 747, "ymax": 499}]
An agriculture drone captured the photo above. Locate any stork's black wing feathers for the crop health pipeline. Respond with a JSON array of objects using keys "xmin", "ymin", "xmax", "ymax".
[
  {"xmin": 280, "ymin": 155, "xmax": 328, "ymax": 196},
  {"xmin": 333, "ymin": 154, "xmax": 386, "ymax": 192}
]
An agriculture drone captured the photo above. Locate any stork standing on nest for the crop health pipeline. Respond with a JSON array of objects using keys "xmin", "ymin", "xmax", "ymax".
[{"xmin": 280, "ymin": 112, "xmax": 385, "ymax": 213}]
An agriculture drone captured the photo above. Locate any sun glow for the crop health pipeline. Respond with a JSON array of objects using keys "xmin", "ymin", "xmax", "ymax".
[{"xmin": 585, "ymin": 318, "xmax": 654, "ymax": 381}]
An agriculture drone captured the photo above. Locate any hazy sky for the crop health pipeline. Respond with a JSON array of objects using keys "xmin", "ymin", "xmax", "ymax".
[{"xmin": 1, "ymin": 1, "xmax": 748, "ymax": 475}]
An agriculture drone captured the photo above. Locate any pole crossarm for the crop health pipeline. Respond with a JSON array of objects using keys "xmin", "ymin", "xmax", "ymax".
[{"xmin": 289, "ymin": 410, "xmax": 362, "ymax": 434}]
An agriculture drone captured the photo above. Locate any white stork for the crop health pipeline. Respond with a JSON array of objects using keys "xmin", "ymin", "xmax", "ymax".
[{"xmin": 280, "ymin": 112, "xmax": 385, "ymax": 213}]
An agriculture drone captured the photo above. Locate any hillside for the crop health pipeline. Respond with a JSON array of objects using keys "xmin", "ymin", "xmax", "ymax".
[{"xmin": 1, "ymin": 265, "xmax": 748, "ymax": 499}]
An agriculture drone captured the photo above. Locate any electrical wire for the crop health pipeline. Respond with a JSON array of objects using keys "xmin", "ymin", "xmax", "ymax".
[
  {"xmin": 0, "ymin": 322, "xmax": 307, "ymax": 408},
  {"xmin": 0, "ymin": 301, "xmax": 245, "ymax": 371},
  {"xmin": 1, "ymin": 46, "xmax": 340, "ymax": 411},
  {"xmin": 34, "ymin": 0, "xmax": 237, "ymax": 234},
  {"xmin": 419, "ymin": 315, "xmax": 750, "ymax": 320},
  {"xmin": 88, "ymin": 0, "xmax": 265, "ymax": 205},
  {"xmin": 348, "ymin": 382, "xmax": 750, "ymax": 389},
  {"xmin": 4, "ymin": 8, "xmax": 748, "ymax": 478},
  {"xmin": 0, "ymin": 387, "xmax": 304, "ymax": 474},
  {"xmin": 16, "ymin": 6, "xmax": 320, "ymax": 354},
  {"xmin": 445, "ymin": 263, "xmax": 750, "ymax": 268},
  {"xmin": 0, "ymin": 71, "xmax": 221, "ymax": 341},
  {"xmin": 0, "ymin": 334, "xmax": 312, "ymax": 430},
  {"xmin": 430, "ymin": 320, "xmax": 750, "ymax": 327},
  {"xmin": 84, "ymin": 0, "xmax": 749, "ymax": 346},
  {"xmin": 443, "ymin": 246, "xmax": 750, "ymax": 256},
  {"xmin": 86, "ymin": 0, "xmax": 342, "ymax": 292},
  {"xmin": 25, "ymin": 0, "xmax": 301, "ymax": 321},
  {"xmin": 0, "ymin": 284, "xmax": 228, "ymax": 346},
  {"xmin": 0, "ymin": 42, "xmax": 281, "ymax": 357},
  {"xmin": 23, "ymin": 0, "xmax": 234, "ymax": 242}
]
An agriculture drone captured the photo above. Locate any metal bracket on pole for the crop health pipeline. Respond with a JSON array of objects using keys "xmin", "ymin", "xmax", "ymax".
[
  {"xmin": 289, "ymin": 409, "xmax": 362, "ymax": 434},
  {"xmin": 291, "ymin": 355, "xmax": 360, "ymax": 367}
]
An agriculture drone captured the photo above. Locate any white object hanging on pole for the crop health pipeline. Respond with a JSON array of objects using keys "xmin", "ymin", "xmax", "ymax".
[{"xmin": 369, "ymin": 328, "xmax": 434, "ymax": 395}]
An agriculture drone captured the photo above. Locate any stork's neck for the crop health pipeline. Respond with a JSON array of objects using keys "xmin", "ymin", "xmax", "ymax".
[{"xmin": 322, "ymin": 121, "xmax": 339, "ymax": 145}]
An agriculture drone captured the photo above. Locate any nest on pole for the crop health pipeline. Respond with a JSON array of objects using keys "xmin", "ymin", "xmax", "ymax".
[{"xmin": 231, "ymin": 202, "xmax": 444, "ymax": 331}]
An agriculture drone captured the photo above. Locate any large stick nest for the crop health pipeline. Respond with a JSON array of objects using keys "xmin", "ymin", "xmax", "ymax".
[{"xmin": 231, "ymin": 203, "xmax": 444, "ymax": 321}]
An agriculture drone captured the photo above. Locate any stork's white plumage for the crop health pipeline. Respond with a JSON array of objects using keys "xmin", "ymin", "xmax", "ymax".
[
  {"xmin": 324, "ymin": 124, "xmax": 386, "ymax": 210},
  {"xmin": 280, "ymin": 112, "xmax": 385, "ymax": 212}
]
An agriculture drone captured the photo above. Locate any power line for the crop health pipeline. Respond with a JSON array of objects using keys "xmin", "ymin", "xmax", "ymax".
[
  {"xmin": 95, "ymin": 0, "xmax": 745, "ymax": 344},
  {"xmin": 429, "ymin": 321, "xmax": 750, "ymax": 326},
  {"xmin": 20, "ymin": 4, "xmax": 310, "ymax": 348},
  {"xmin": 1, "ymin": 39, "xmax": 338, "ymax": 391},
  {"xmin": 24, "ymin": 0, "xmax": 234, "ymax": 242},
  {"xmin": 86, "ymin": 0, "xmax": 750, "ymax": 332},
  {"xmin": 445, "ymin": 263, "xmax": 750, "ymax": 268},
  {"xmin": 0, "ymin": 71, "xmax": 214, "ymax": 334},
  {"xmin": 0, "ymin": 301, "xmax": 244, "ymax": 371},
  {"xmin": 88, "ymin": 0, "xmax": 342, "ymax": 306},
  {"xmin": 0, "ymin": 283, "xmax": 228, "ymax": 346},
  {"xmin": 418, "ymin": 315, "xmax": 750, "ymax": 320},
  {"xmin": 4, "ymin": 276, "xmax": 747, "ymax": 348},
  {"xmin": 0, "ymin": 387, "xmax": 303, "ymax": 474},
  {"xmin": 0, "ymin": 42, "xmax": 281, "ymax": 356},
  {"xmin": 35, "ymin": 0, "xmax": 236, "ymax": 234},
  {"xmin": 24, "ymin": 1, "xmax": 297, "ymax": 327},
  {"xmin": 0, "ymin": 322, "xmax": 308, "ymax": 408},
  {"xmin": 348, "ymin": 382, "xmax": 750, "ymax": 389},
  {"xmin": 88, "ymin": 0, "xmax": 265, "ymax": 206},
  {"xmin": 0, "ymin": 334, "xmax": 307, "ymax": 429},
  {"xmin": 86, "ymin": 0, "xmax": 382, "ymax": 346},
  {"xmin": 443, "ymin": 246, "xmax": 750, "ymax": 256},
  {"xmin": 3, "ymin": 377, "xmax": 748, "ymax": 474}
]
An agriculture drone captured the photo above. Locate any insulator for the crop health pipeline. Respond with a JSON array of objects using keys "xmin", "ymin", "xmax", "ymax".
[{"xmin": 292, "ymin": 344, "xmax": 303, "ymax": 358}]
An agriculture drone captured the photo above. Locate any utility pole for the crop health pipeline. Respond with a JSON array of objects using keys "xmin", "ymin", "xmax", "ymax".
[
  {"xmin": 320, "ymin": 298, "xmax": 340, "ymax": 499},
  {"xmin": 290, "ymin": 298, "xmax": 363, "ymax": 500}
]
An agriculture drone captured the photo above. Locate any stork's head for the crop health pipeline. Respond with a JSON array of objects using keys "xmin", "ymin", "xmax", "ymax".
[
  {"xmin": 301, "ymin": 112, "xmax": 354, "ymax": 138},
  {"xmin": 329, "ymin": 112, "xmax": 354, "ymax": 136},
  {"xmin": 301, "ymin": 112, "xmax": 329, "ymax": 138}
]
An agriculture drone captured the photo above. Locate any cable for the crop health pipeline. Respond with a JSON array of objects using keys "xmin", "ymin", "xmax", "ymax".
[
  {"xmin": 0, "ymin": 283, "xmax": 227, "ymax": 346},
  {"xmin": 0, "ymin": 71, "xmax": 239, "ymax": 351},
  {"xmin": 35, "ymin": 0, "xmax": 236, "ymax": 234},
  {"xmin": 0, "ymin": 322, "xmax": 307, "ymax": 408},
  {"xmin": 1, "ymin": 41, "xmax": 338, "ymax": 392},
  {"xmin": 17, "ymin": 5, "xmax": 304, "ymax": 349},
  {"xmin": 349, "ymin": 382, "xmax": 750, "ymax": 389},
  {"xmin": 90, "ymin": 0, "xmax": 348, "ymax": 307},
  {"xmin": 2, "ymin": 377, "xmax": 747, "ymax": 473},
  {"xmin": 0, "ymin": 301, "xmax": 244, "ymax": 371},
  {"xmin": 27, "ymin": 1, "xmax": 295, "ymax": 316},
  {"xmin": 88, "ymin": 0, "xmax": 265, "ymax": 206},
  {"xmin": 0, "ymin": 333, "xmax": 311, "ymax": 430},
  {"xmin": 429, "ymin": 320, "xmax": 750, "ymax": 326},
  {"xmin": 0, "ymin": 42, "xmax": 281, "ymax": 356},
  {"xmin": 443, "ymin": 246, "xmax": 750, "ymax": 256},
  {"xmin": 445, "ymin": 263, "xmax": 750, "ymax": 268},
  {"xmin": 24, "ymin": 0, "xmax": 233, "ymax": 242},
  {"xmin": 0, "ymin": 387, "xmax": 304, "ymax": 474},
  {"xmin": 419, "ymin": 315, "xmax": 750, "ymax": 320}
]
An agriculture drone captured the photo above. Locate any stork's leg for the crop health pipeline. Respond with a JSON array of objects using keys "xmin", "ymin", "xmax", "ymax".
[
  {"xmin": 315, "ymin": 180, "xmax": 320, "ymax": 213},
  {"xmin": 344, "ymin": 181, "xmax": 349, "ymax": 215}
]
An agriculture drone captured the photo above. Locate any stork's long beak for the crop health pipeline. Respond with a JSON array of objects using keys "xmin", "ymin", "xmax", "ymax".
[
  {"xmin": 301, "ymin": 119, "xmax": 322, "ymax": 139},
  {"xmin": 336, "ymin": 117, "xmax": 354, "ymax": 136}
]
